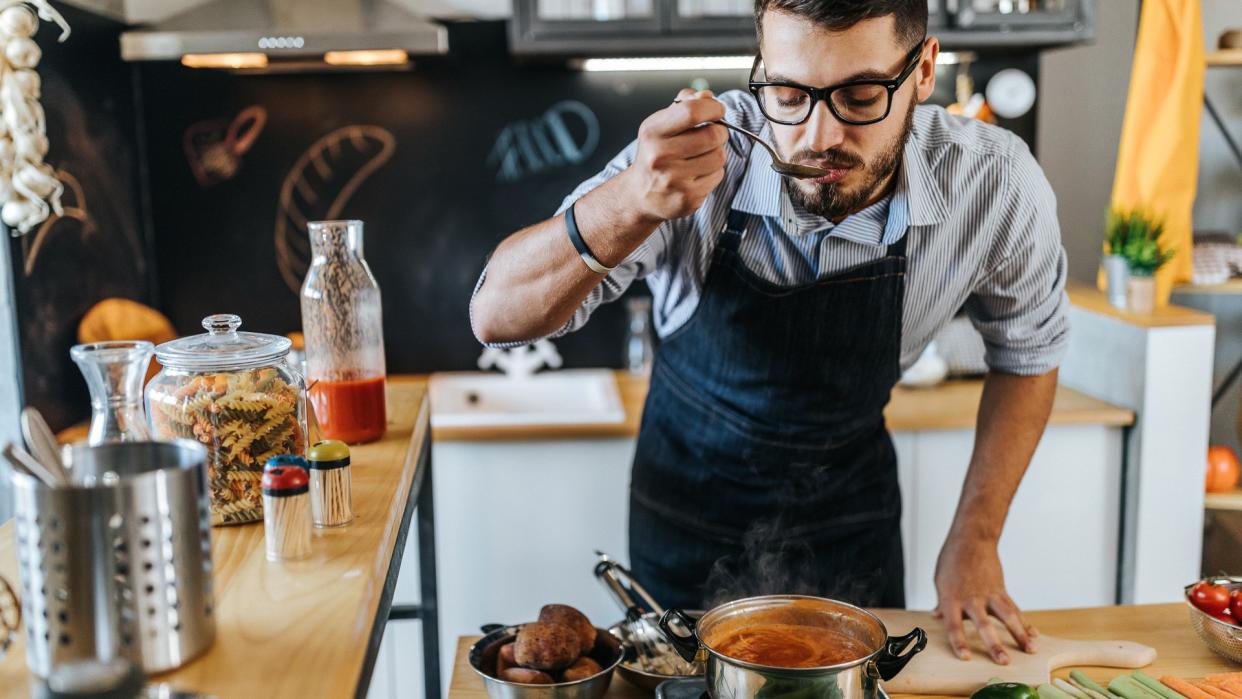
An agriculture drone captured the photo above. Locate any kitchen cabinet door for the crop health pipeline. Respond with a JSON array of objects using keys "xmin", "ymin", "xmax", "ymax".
[
  {"xmin": 667, "ymin": 0, "xmax": 752, "ymax": 35},
  {"xmin": 516, "ymin": 0, "xmax": 659, "ymax": 41},
  {"xmin": 898, "ymin": 424, "xmax": 1123, "ymax": 610},
  {"xmin": 429, "ymin": 437, "xmax": 638, "ymax": 695}
]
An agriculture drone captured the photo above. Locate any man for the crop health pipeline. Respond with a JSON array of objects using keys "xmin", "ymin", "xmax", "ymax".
[{"xmin": 471, "ymin": 0, "xmax": 1066, "ymax": 665}]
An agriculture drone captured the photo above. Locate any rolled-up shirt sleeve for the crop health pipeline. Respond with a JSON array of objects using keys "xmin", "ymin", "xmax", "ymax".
[
  {"xmin": 963, "ymin": 138, "xmax": 1069, "ymax": 376},
  {"xmin": 470, "ymin": 139, "xmax": 666, "ymax": 349}
]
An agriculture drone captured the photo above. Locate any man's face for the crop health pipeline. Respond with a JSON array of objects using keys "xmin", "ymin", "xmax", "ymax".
[{"xmin": 757, "ymin": 12, "xmax": 936, "ymax": 221}]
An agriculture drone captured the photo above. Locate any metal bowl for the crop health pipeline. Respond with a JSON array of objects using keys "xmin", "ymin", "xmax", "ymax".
[
  {"xmin": 1186, "ymin": 579, "xmax": 1242, "ymax": 664},
  {"xmin": 468, "ymin": 622, "xmax": 624, "ymax": 699},
  {"xmin": 608, "ymin": 611, "xmax": 704, "ymax": 692}
]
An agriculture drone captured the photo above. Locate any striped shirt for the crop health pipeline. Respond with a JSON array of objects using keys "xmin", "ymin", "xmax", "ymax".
[{"xmin": 475, "ymin": 91, "xmax": 1069, "ymax": 376}]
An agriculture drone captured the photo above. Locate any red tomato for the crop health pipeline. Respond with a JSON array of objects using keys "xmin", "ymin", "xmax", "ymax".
[
  {"xmin": 1229, "ymin": 589, "xmax": 1242, "ymax": 619},
  {"xmin": 1192, "ymin": 581, "xmax": 1232, "ymax": 615},
  {"xmin": 1207, "ymin": 446, "xmax": 1241, "ymax": 493},
  {"xmin": 1215, "ymin": 609, "xmax": 1236, "ymax": 625}
]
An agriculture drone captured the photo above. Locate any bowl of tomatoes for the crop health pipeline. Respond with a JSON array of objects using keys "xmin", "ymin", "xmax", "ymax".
[{"xmin": 1187, "ymin": 577, "xmax": 1242, "ymax": 663}]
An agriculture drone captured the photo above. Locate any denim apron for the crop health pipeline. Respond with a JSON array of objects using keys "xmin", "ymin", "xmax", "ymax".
[{"xmin": 628, "ymin": 200, "xmax": 908, "ymax": 611}]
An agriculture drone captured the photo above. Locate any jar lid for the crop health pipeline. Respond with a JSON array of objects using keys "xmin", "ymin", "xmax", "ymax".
[
  {"xmin": 155, "ymin": 314, "xmax": 292, "ymax": 371},
  {"xmin": 262, "ymin": 464, "xmax": 308, "ymax": 496},
  {"xmin": 307, "ymin": 440, "xmax": 350, "ymax": 469}
]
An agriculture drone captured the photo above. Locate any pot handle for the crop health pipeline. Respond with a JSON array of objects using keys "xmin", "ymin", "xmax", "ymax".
[
  {"xmin": 479, "ymin": 624, "xmax": 505, "ymax": 634},
  {"xmin": 658, "ymin": 608, "xmax": 702, "ymax": 663},
  {"xmin": 874, "ymin": 627, "xmax": 927, "ymax": 681}
]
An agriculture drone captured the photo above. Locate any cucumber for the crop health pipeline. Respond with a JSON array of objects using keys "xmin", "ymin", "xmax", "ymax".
[{"xmin": 1132, "ymin": 672, "xmax": 1185, "ymax": 699}]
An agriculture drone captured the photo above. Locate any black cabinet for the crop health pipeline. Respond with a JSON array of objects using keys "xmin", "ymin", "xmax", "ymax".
[
  {"xmin": 511, "ymin": 0, "xmax": 1094, "ymax": 56},
  {"xmin": 512, "ymin": 0, "xmax": 755, "ymax": 56}
]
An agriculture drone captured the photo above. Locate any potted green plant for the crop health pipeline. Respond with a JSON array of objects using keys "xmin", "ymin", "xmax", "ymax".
[
  {"xmin": 1102, "ymin": 213, "xmax": 1130, "ymax": 309},
  {"xmin": 1112, "ymin": 209, "xmax": 1176, "ymax": 313}
]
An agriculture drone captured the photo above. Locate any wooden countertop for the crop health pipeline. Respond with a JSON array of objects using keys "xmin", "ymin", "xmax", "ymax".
[
  {"xmin": 0, "ymin": 381, "xmax": 431, "ymax": 698},
  {"xmin": 433, "ymin": 372, "xmax": 1133, "ymax": 441},
  {"xmin": 448, "ymin": 604, "xmax": 1234, "ymax": 699},
  {"xmin": 886, "ymin": 380, "xmax": 1134, "ymax": 431},
  {"xmin": 1068, "ymin": 281, "xmax": 1216, "ymax": 328}
]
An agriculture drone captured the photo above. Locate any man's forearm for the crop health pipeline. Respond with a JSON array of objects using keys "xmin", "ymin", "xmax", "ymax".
[
  {"xmin": 947, "ymin": 369, "xmax": 1058, "ymax": 543},
  {"xmin": 470, "ymin": 172, "xmax": 659, "ymax": 345}
]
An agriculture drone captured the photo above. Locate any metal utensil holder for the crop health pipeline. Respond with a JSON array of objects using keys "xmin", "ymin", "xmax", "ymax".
[{"xmin": 11, "ymin": 440, "xmax": 216, "ymax": 677}]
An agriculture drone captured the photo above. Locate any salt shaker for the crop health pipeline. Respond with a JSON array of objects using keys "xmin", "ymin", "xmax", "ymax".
[
  {"xmin": 262, "ymin": 456, "xmax": 312, "ymax": 562},
  {"xmin": 307, "ymin": 439, "xmax": 353, "ymax": 527}
]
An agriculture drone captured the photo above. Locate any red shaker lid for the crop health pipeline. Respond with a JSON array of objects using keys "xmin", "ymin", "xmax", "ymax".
[{"xmin": 262, "ymin": 465, "xmax": 309, "ymax": 496}]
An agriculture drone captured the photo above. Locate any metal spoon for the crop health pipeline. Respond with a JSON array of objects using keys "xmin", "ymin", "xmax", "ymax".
[
  {"xmin": 674, "ymin": 100, "xmax": 830, "ymax": 180},
  {"xmin": 713, "ymin": 119, "xmax": 831, "ymax": 179}
]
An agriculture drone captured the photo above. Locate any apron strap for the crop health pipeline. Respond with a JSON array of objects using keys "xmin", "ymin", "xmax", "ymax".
[
  {"xmin": 718, "ymin": 209, "xmax": 749, "ymax": 253},
  {"xmin": 885, "ymin": 229, "xmax": 909, "ymax": 259}
]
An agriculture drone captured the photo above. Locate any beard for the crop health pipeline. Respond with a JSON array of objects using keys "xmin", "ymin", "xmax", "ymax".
[{"xmin": 783, "ymin": 100, "xmax": 916, "ymax": 221}]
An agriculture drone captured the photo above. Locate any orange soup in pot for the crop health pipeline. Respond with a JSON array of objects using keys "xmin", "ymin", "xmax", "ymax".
[{"xmin": 707, "ymin": 622, "xmax": 871, "ymax": 668}]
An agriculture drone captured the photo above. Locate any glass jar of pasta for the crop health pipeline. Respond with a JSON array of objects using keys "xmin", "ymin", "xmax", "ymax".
[{"xmin": 146, "ymin": 314, "xmax": 307, "ymax": 526}]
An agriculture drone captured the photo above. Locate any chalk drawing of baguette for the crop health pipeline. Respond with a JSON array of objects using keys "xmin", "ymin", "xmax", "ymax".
[
  {"xmin": 274, "ymin": 125, "xmax": 396, "ymax": 293},
  {"xmin": 23, "ymin": 169, "xmax": 97, "ymax": 277}
]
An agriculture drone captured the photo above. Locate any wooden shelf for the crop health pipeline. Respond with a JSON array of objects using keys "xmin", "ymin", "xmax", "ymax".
[
  {"xmin": 1206, "ymin": 489, "xmax": 1242, "ymax": 511},
  {"xmin": 1208, "ymin": 49, "xmax": 1242, "ymax": 67}
]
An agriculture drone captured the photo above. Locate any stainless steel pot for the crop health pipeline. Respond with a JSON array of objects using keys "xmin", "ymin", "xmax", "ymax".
[
  {"xmin": 468, "ymin": 622, "xmax": 624, "ymax": 699},
  {"xmin": 659, "ymin": 595, "xmax": 926, "ymax": 699}
]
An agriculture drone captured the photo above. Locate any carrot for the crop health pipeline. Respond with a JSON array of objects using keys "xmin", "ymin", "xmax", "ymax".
[
  {"xmin": 1193, "ymin": 682, "xmax": 1242, "ymax": 699},
  {"xmin": 1160, "ymin": 676, "xmax": 1214, "ymax": 699},
  {"xmin": 1207, "ymin": 680, "xmax": 1242, "ymax": 698}
]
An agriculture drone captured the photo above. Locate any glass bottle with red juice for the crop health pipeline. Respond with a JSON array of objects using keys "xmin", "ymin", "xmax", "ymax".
[{"xmin": 301, "ymin": 220, "xmax": 387, "ymax": 444}]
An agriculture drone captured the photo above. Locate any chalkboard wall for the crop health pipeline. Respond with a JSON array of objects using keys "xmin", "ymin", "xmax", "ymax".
[{"xmin": 138, "ymin": 21, "xmax": 1039, "ymax": 374}]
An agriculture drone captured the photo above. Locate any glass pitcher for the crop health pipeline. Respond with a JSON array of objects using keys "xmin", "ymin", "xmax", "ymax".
[
  {"xmin": 301, "ymin": 220, "xmax": 387, "ymax": 444},
  {"xmin": 70, "ymin": 341, "xmax": 155, "ymax": 445}
]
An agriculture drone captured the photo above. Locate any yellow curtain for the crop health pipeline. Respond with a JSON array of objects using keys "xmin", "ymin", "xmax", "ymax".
[{"xmin": 1108, "ymin": 0, "xmax": 1205, "ymax": 305}]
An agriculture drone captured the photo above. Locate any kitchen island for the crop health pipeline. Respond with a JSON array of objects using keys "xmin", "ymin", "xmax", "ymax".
[
  {"xmin": 0, "ymin": 379, "xmax": 434, "ymax": 699},
  {"xmin": 424, "ymin": 371, "xmax": 1135, "ymax": 687},
  {"xmin": 447, "ymin": 604, "xmax": 1237, "ymax": 699}
]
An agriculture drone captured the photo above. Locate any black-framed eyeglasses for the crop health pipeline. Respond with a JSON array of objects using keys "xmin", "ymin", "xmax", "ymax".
[{"xmin": 748, "ymin": 40, "xmax": 926, "ymax": 127}]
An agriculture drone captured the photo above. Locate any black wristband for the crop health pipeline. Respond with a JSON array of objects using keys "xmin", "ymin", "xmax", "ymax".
[{"xmin": 565, "ymin": 201, "xmax": 616, "ymax": 274}]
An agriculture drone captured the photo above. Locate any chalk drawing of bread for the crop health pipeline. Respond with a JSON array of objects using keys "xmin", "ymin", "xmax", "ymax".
[
  {"xmin": 23, "ymin": 169, "xmax": 96, "ymax": 277},
  {"xmin": 274, "ymin": 125, "xmax": 396, "ymax": 293}
]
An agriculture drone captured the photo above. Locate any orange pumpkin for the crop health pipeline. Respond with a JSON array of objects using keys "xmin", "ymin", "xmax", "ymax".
[{"xmin": 1207, "ymin": 445, "xmax": 1241, "ymax": 493}]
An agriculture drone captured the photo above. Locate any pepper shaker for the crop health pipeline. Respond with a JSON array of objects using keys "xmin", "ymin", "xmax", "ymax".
[
  {"xmin": 262, "ymin": 456, "xmax": 312, "ymax": 562},
  {"xmin": 308, "ymin": 439, "xmax": 353, "ymax": 527}
]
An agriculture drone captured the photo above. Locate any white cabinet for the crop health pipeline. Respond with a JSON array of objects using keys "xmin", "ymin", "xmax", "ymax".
[
  {"xmin": 896, "ymin": 424, "xmax": 1123, "ymax": 611},
  {"xmin": 378, "ymin": 416, "xmax": 1125, "ymax": 699},
  {"xmin": 429, "ymin": 437, "xmax": 637, "ymax": 696}
]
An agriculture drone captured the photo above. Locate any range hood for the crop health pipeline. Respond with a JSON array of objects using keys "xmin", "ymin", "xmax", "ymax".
[{"xmin": 120, "ymin": 0, "xmax": 448, "ymax": 66}]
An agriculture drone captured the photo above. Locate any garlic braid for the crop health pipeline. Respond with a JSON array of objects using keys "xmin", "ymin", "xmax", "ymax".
[{"xmin": 0, "ymin": 0, "xmax": 68, "ymax": 235}]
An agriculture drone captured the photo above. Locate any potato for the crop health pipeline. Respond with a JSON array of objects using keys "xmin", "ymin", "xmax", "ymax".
[
  {"xmin": 499, "ymin": 667, "xmax": 555, "ymax": 684},
  {"xmin": 496, "ymin": 642, "xmax": 517, "ymax": 674},
  {"xmin": 560, "ymin": 656, "xmax": 603, "ymax": 682},
  {"xmin": 514, "ymin": 622, "xmax": 581, "ymax": 672},
  {"xmin": 538, "ymin": 604, "xmax": 596, "ymax": 656}
]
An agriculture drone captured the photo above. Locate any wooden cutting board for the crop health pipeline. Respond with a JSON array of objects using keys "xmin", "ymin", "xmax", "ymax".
[{"xmin": 871, "ymin": 609, "xmax": 1157, "ymax": 695}]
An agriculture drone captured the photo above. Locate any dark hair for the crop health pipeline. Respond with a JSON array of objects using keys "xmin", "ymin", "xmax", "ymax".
[{"xmin": 755, "ymin": 0, "xmax": 928, "ymax": 48}]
